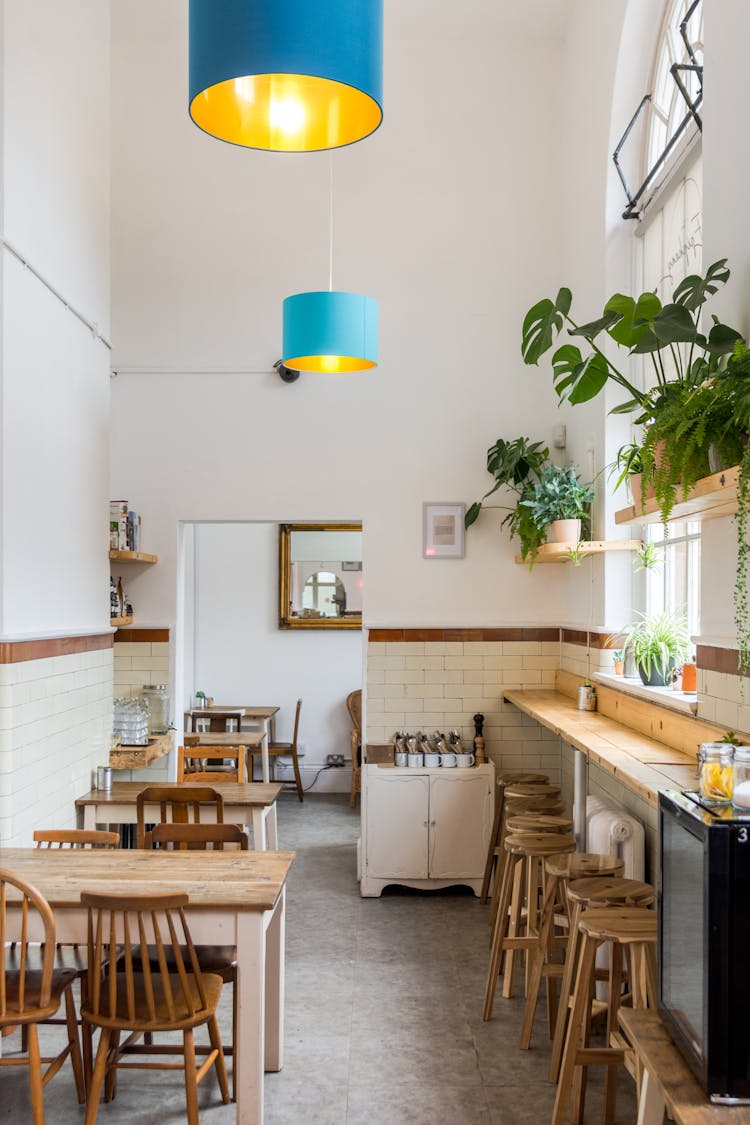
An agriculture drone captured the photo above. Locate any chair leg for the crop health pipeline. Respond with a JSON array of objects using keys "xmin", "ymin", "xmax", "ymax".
[
  {"xmin": 502, "ymin": 856, "xmax": 525, "ymax": 998},
  {"xmin": 480, "ymin": 788, "xmax": 505, "ymax": 904},
  {"xmin": 26, "ymin": 1022, "xmax": 45, "ymax": 1125},
  {"xmin": 208, "ymin": 1014, "xmax": 231, "ymax": 1105},
  {"xmin": 291, "ymin": 751, "xmax": 304, "ymax": 802},
  {"xmin": 104, "ymin": 1030, "xmax": 120, "ymax": 1102},
  {"xmin": 483, "ymin": 852, "xmax": 517, "ymax": 1020},
  {"xmin": 604, "ymin": 942, "xmax": 624, "ymax": 1125},
  {"xmin": 183, "ymin": 1028, "xmax": 200, "ymax": 1125},
  {"xmin": 519, "ymin": 872, "xmax": 558, "ymax": 1049},
  {"xmin": 550, "ymin": 899, "xmax": 583, "ymax": 1084},
  {"xmin": 63, "ymin": 986, "xmax": 86, "ymax": 1104},
  {"xmin": 231, "ymin": 973, "xmax": 238, "ymax": 1102},
  {"xmin": 84, "ymin": 1027, "xmax": 112, "ymax": 1125}
]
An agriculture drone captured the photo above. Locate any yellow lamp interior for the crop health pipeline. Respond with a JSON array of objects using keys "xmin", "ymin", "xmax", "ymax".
[
  {"xmin": 286, "ymin": 354, "xmax": 377, "ymax": 373},
  {"xmin": 190, "ymin": 73, "xmax": 382, "ymax": 151}
]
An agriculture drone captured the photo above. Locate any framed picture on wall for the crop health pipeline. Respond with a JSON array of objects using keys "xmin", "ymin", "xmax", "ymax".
[{"xmin": 422, "ymin": 503, "xmax": 465, "ymax": 559}]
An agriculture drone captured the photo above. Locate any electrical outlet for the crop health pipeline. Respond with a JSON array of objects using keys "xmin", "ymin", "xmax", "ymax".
[{"xmin": 326, "ymin": 754, "xmax": 345, "ymax": 767}]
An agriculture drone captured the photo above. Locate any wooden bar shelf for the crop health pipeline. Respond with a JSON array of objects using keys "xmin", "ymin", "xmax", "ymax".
[
  {"xmin": 109, "ymin": 550, "xmax": 158, "ymax": 564},
  {"xmin": 109, "ymin": 732, "xmax": 173, "ymax": 770},
  {"xmin": 614, "ymin": 466, "xmax": 739, "ymax": 527},
  {"xmin": 515, "ymin": 540, "xmax": 642, "ymax": 565},
  {"xmin": 110, "ymin": 614, "xmax": 134, "ymax": 627}
]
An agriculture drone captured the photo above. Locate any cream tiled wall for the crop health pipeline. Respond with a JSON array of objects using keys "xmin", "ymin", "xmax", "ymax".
[
  {"xmin": 113, "ymin": 640, "xmax": 172, "ymax": 782},
  {"xmin": 697, "ymin": 667, "xmax": 750, "ymax": 734},
  {"xmin": 560, "ymin": 641, "xmax": 612, "ymax": 679},
  {"xmin": 366, "ymin": 640, "xmax": 563, "ymax": 784},
  {"xmin": 0, "ymin": 648, "xmax": 113, "ymax": 845}
]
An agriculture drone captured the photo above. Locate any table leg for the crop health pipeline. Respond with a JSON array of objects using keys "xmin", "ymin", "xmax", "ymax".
[
  {"xmin": 264, "ymin": 888, "xmax": 285, "ymax": 1073},
  {"xmin": 265, "ymin": 806, "xmax": 278, "ymax": 851},
  {"xmin": 235, "ymin": 911, "xmax": 267, "ymax": 1125},
  {"xmin": 251, "ymin": 808, "xmax": 267, "ymax": 851},
  {"xmin": 83, "ymin": 806, "xmax": 97, "ymax": 831},
  {"xmin": 636, "ymin": 1068, "xmax": 666, "ymax": 1125},
  {"xmin": 260, "ymin": 732, "xmax": 269, "ymax": 784}
]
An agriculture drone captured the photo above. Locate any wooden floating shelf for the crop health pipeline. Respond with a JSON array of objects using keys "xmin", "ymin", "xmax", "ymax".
[
  {"xmin": 109, "ymin": 550, "xmax": 158, "ymax": 564},
  {"xmin": 516, "ymin": 540, "xmax": 642, "ymax": 565},
  {"xmin": 109, "ymin": 732, "xmax": 172, "ymax": 770},
  {"xmin": 110, "ymin": 614, "xmax": 134, "ymax": 627},
  {"xmin": 615, "ymin": 466, "xmax": 739, "ymax": 527}
]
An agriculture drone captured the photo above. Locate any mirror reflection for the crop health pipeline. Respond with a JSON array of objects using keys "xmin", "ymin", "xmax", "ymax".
[{"xmin": 279, "ymin": 523, "xmax": 362, "ymax": 629}]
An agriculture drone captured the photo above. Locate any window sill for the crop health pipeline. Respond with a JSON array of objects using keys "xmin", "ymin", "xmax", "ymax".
[{"xmin": 591, "ymin": 672, "xmax": 698, "ymax": 717}]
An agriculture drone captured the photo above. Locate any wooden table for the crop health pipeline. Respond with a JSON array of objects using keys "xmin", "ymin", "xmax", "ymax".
[
  {"xmin": 619, "ymin": 1008, "xmax": 749, "ymax": 1123},
  {"xmin": 76, "ymin": 781, "xmax": 282, "ymax": 850},
  {"xmin": 182, "ymin": 730, "xmax": 270, "ymax": 785},
  {"xmin": 184, "ymin": 708, "xmax": 280, "ymax": 782},
  {"xmin": 0, "ymin": 846, "xmax": 294, "ymax": 1124}
]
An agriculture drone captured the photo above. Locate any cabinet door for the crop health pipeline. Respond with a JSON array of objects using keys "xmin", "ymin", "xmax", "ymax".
[
  {"xmin": 429, "ymin": 772, "xmax": 492, "ymax": 878},
  {"xmin": 365, "ymin": 772, "xmax": 429, "ymax": 879}
]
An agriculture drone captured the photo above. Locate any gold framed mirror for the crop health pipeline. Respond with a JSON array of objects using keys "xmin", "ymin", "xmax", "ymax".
[{"xmin": 279, "ymin": 522, "xmax": 363, "ymax": 629}]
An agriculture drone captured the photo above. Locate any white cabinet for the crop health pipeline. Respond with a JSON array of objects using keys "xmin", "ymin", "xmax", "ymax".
[{"xmin": 360, "ymin": 763, "xmax": 494, "ymax": 897}]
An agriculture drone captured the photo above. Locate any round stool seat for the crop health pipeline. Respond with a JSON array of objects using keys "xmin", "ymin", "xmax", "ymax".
[
  {"xmin": 506, "ymin": 796, "xmax": 565, "ymax": 815},
  {"xmin": 504, "ymin": 832, "xmax": 576, "ymax": 857},
  {"xmin": 567, "ymin": 877, "xmax": 654, "ymax": 909},
  {"xmin": 545, "ymin": 852, "xmax": 624, "ymax": 880},
  {"xmin": 578, "ymin": 906, "xmax": 657, "ymax": 944},
  {"xmin": 505, "ymin": 783, "xmax": 561, "ymax": 800},
  {"xmin": 506, "ymin": 814, "xmax": 573, "ymax": 834},
  {"xmin": 499, "ymin": 770, "xmax": 549, "ymax": 785}
]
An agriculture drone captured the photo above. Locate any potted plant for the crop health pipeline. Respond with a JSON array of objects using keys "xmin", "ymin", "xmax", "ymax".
[
  {"xmin": 520, "ymin": 259, "xmax": 743, "ymax": 421},
  {"xmin": 521, "ymin": 463, "xmax": 594, "ymax": 544},
  {"xmin": 611, "ymin": 649, "xmax": 624, "ymax": 675},
  {"xmin": 465, "ymin": 435, "xmax": 551, "ymax": 565},
  {"xmin": 618, "ymin": 609, "xmax": 689, "ymax": 687},
  {"xmin": 609, "ymin": 438, "xmax": 649, "ymax": 502}
]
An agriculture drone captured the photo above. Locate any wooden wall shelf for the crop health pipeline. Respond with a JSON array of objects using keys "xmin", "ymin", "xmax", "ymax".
[
  {"xmin": 515, "ymin": 540, "xmax": 642, "ymax": 565},
  {"xmin": 109, "ymin": 732, "xmax": 172, "ymax": 770},
  {"xmin": 109, "ymin": 550, "xmax": 158, "ymax": 564},
  {"xmin": 614, "ymin": 466, "xmax": 739, "ymax": 526},
  {"xmin": 110, "ymin": 614, "xmax": 133, "ymax": 627}
]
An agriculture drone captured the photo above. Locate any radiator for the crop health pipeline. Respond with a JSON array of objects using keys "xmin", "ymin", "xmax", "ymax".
[{"xmin": 585, "ymin": 795, "xmax": 645, "ymax": 881}]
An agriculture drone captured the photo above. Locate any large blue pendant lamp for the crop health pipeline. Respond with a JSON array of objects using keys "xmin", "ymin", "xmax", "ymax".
[
  {"xmin": 189, "ymin": 0, "xmax": 383, "ymax": 153},
  {"xmin": 283, "ymin": 291, "xmax": 378, "ymax": 373}
]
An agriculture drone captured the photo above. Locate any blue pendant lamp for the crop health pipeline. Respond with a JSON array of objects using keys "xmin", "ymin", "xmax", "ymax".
[
  {"xmin": 189, "ymin": 0, "xmax": 383, "ymax": 153},
  {"xmin": 283, "ymin": 291, "xmax": 378, "ymax": 373}
]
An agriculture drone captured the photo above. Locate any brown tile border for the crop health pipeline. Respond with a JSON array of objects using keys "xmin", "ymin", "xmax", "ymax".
[
  {"xmin": 0, "ymin": 633, "xmax": 113, "ymax": 665},
  {"xmin": 114, "ymin": 628, "xmax": 170, "ymax": 643},
  {"xmin": 696, "ymin": 645, "xmax": 747, "ymax": 678},
  {"xmin": 367, "ymin": 627, "xmax": 559, "ymax": 643},
  {"xmin": 562, "ymin": 628, "xmax": 615, "ymax": 650}
]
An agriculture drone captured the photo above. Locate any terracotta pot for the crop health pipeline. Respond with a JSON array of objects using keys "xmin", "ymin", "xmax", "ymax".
[
  {"xmin": 681, "ymin": 662, "xmax": 697, "ymax": 692},
  {"xmin": 613, "ymin": 661, "xmax": 624, "ymax": 676},
  {"xmin": 552, "ymin": 518, "xmax": 581, "ymax": 544}
]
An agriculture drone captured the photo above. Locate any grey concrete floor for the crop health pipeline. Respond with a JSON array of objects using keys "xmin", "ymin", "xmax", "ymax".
[{"xmin": 1, "ymin": 794, "xmax": 638, "ymax": 1123}]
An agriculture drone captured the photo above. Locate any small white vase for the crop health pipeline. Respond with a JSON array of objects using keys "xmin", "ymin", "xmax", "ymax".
[{"xmin": 552, "ymin": 518, "xmax": 581, "ymax": 544}]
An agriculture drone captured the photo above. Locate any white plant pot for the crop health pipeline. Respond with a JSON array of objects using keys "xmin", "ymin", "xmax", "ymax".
[{"xmin": 552, "ymin": 518, "xmax": 581, "ymax": 544}]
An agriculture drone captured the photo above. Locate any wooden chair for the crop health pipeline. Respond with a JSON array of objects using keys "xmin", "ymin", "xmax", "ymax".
[
  {"xmin": 142, "ymin": 822, "xmax": 248, "ymax": 1098},
  {"xmin": 135, "ymin": 785, "xmax": 224, "ymax": 850},
  {"xmin": 479, "ymin": 772, "xmax": 550, "ymax": 904},
  {"xmin": 176, "ymin": 745, "xmax": 247, "ymax": 784},
  {"xmin": 250, "ymin": 698, "xmax": 304, "ymax": 801},
  {"xmin": 347, "ymin": 689, "xmax": 362, "ymax": 808},
  {"xmin": 144, "ymin": 823, "xmax": 248, "ymax": 851},
  {"xmin": 80, "ymin": 890, "xmax": 230, "ymax": 1125},
  {"xmin": 0, "ymin": 866, "xmax": 86, "ymax": 1123},
  {"xmin": 33, "ymin": 829, "xmax": 120, "ymax": 849}
]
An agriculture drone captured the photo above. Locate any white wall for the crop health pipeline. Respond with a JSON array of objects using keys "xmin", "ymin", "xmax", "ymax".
[
  {"xmin": 192, "ymin": 523, "xmax": 360, "ymax": 778},
  {"xmin": 109, "ymin": 1, "xmax": 597, "ymax": 635},
  {"xmin": 1, "ymin": 0, "xmax": 110, "ymax": 636}
]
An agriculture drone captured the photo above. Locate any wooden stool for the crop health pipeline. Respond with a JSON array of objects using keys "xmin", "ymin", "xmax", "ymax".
[
  {"xmin": 549, "ymin": 876, "xmax": 655, "ymax": 1086},
  {"xmin": 479, "ymin": 772, "xmax": 550, "ymax": 904},
  {"xmin": 483, "ymin": 829, "xmax": 576, "ymax": 1020},
  {"xmin": 552, "ymin": 906, "xmax": 657, "ymax": 1125},
  {"xmin": 488, "ymin": 785, "xmax": 565, "ymax": 929},
  {"xmin": 519, "ymin": 852, "xmax": 625, "ymax": 1051}
]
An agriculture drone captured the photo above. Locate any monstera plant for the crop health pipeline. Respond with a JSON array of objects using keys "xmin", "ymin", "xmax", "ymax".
[{"xmin": 520, "ymin": 259, "xmax": 743, "ymax": 422}]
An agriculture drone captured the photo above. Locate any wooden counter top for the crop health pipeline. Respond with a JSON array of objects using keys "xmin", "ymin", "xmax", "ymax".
[{"xmin": 501, "ymin": 672, "xmax": 719, "ymax": 806}]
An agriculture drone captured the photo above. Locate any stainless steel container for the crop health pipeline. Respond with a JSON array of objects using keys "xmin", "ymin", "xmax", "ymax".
[
  {"xmin": 577, "ymin": 684, "xmax": 597, "ymax": 711},
  {"xmin": 96, "ymin": 766, "xmax": 113, "ymax": 791}
]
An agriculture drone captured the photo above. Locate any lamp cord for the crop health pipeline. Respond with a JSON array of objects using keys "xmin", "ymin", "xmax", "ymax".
[{"xmin": 328, "ymin": 155, "xmax": 334, "ymax": 292}]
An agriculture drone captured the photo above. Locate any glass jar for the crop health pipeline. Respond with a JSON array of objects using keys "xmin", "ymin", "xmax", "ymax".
[
  {"xmin": 732, "ymin": 747, "xmax": 750, "ymax": 810},
  {"xmin": 142, "ymin": 683, "xmax": 168, "ymax": 735},
  {"xmin": 699, "ymin": 742, "xmax": 734, "ymax": 806}
]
